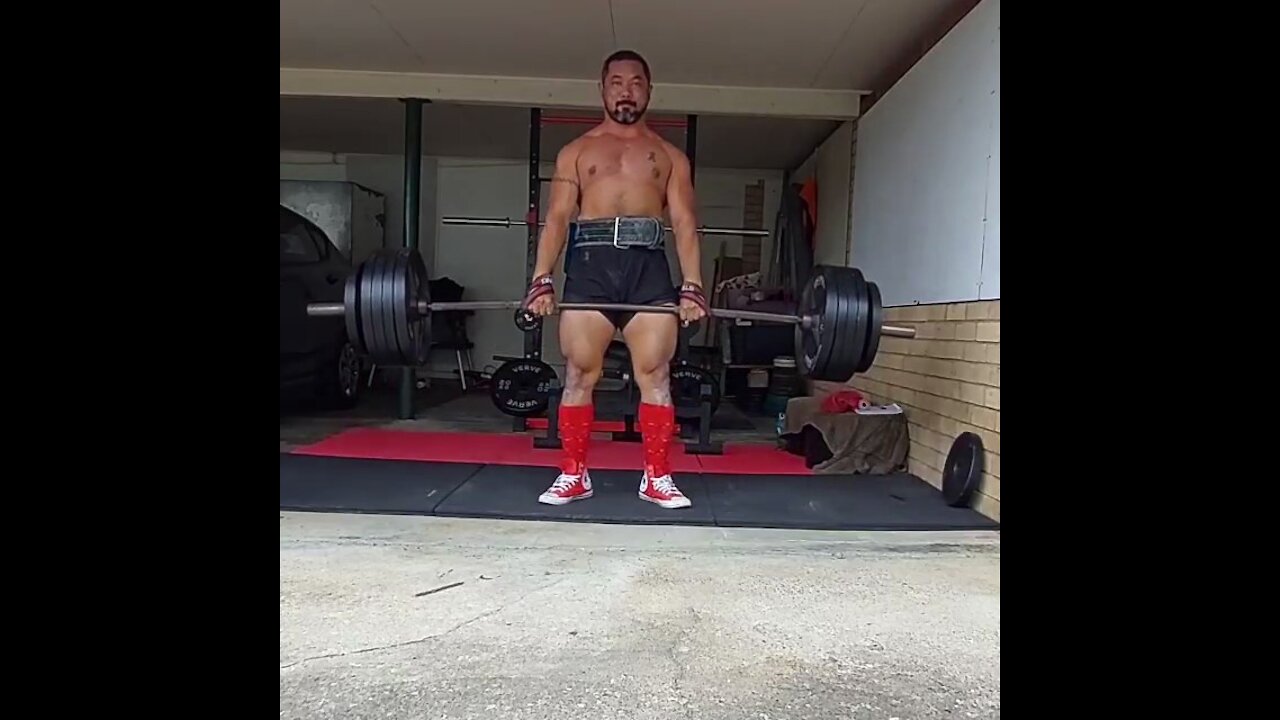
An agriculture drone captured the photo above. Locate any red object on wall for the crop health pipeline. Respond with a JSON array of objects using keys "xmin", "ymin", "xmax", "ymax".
[{"xmin": 799, "ymin": 178, "xmax": 818, "ymax": 245}]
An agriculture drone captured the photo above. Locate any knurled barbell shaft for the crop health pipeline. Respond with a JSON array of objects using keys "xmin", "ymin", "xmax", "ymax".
[
  {"xmin": 441, "ymin": 215, "xmax": 771, "ymax": 238},
  {"xmin": 306, "ymin": 300, "xmax": 916, "ymax": 338}
]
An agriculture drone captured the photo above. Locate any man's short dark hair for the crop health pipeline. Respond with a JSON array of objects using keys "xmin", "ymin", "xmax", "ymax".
[{"xmin": 602, "ymin": 50, "xmax": 650, "ymax": 83}]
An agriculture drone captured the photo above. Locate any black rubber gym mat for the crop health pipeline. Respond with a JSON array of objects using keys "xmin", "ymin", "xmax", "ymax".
[
  {"xmin": 432, "ymin": 464, "xmax": 717, "ymax": 526},
  {"xmin": 703, "ymin": 473, "xmax": 999, "ymax": 531},
  {"xmin": 279, "ymin": 453, "xmax": 480, "ymax": 515},
  {"xmin": 279, "ymin": 455, "xmax": 999, "ymax": 530}
]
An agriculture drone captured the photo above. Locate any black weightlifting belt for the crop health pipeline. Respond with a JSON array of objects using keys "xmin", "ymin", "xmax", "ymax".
[{"xmin": 567, "ymin": 216, "xmax": 665, "ymax": 250}]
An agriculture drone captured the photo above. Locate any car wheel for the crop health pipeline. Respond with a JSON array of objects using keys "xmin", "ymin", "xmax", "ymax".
[{"xmin": 318, "ymin": 339, "xmax": 361, "ymax": 409}]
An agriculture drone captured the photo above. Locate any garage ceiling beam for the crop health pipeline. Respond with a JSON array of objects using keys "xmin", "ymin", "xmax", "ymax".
[{"xmin": 280, "ymin": 68, "xmax": 867, "ymax": 120}]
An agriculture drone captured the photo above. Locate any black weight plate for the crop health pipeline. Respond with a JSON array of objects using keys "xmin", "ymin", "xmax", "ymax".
[
  {"xmin": 490, "ymin": 358, "xmax": 558, "ymax": 417},
  {"xmin": 390, "ymin": 250, "xmax": 415, "ymax": 365},
  {"xmin": 841, "ymin": 267, "xmax": 869, "ymax": 381},
  {"xmin": 513, "ymin": 307, "xmax": 541, "ymax": 332},
  {"xmin": 344, "ymin": 264, "xmax": 363, "ymax": 355},
  {"xmin": 794, "ymin": 276, "xmax": 816, "ymax": 375},
  {"xmin": 670, "ymin": 365, "xmax": 720, "ymax": 413},
  {"xmin": 942, "ymin": 431, "xmax": 984, "ymax": 507},
  {"xmin": 371, "ymin": 251, "xmax": 399, "ymax": 365},
  {"xmin": 811, "ymin": 266, "xmax": 861, "ymax": 382},
  {"xmin": 409, "ymin": 250, "xmax": 431, "ymax": 364},
  {"xmin": 827, "ymin": 266, "xmax": 859, "ymax": 382},
  {"xmin": 360, "ymin": 252, "xmax": 386, "ymax": 365},
  {"xmin": 795, "ymin": 269, "xmax": 836, "ymax": 378},
  {"xmin": 858, "ymin": 281, "xmax": 883, "ymax": 374}
]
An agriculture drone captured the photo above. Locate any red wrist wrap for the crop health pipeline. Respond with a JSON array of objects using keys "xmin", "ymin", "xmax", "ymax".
[
  {"xmin": 678, "ymin": 282, "xmax": 708, "ymax": 314},
  {"xmin": 524, "ymin": 274, "xmax": 555, "ymax": 307}
]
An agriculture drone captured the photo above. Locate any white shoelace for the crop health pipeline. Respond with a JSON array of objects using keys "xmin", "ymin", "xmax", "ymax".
[
  {"xmin": 549, "ymin": 475, "xmax": 579, "ymax": 493},
  {"xmin": 649, "ymin": 475, "xmax": 682, "ymax": 495}
]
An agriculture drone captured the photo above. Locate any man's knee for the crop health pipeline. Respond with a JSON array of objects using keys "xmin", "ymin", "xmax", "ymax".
[
  {"xmin": 563, "ymin": 363, "xmax": 602, "ymax": 403},
  {"xmin": 632, "ymin": 362, "xmax": 672, "ymax": 405},
  {"xmin": 632, "ymin": 360, "xmax": 669, "ymax": 387}
]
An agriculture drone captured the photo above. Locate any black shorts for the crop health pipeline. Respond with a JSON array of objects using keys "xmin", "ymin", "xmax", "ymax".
[{"xmin": 561, "ymin": 219, "xmax": 679, "ymax": 329}]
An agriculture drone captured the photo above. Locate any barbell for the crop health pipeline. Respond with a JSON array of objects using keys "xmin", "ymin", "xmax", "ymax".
[
  {"xmin": 442, "ymin": 215, "xmax": 771, "ymax": 238},
  {"xmin": 304, "ymin": 248, "xmax": 915, "ymax": 382}
]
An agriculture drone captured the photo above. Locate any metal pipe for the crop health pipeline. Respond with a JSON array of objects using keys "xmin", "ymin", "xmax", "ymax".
[
  {"xmin": 306, "ymin": 301, "xmax": 917, "ymax": 339},
  {"xmin": 398, "ymin": 98, "xmax": 424, "ymax": 420},
  {"xmin": 441, "ymin": 215, "xmax": 770, "ymax": 238},
  {"xmin": 686, "ymin": 114, "xmax": 697, "ymax": 181}
]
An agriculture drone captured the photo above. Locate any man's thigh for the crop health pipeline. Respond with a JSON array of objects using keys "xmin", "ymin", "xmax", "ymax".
[
  {"xmin": 621, "ymin": 311, "xmax": 678, "ymax": 374},
  {"xmin": 558, "ymin": 309, "xmax": 617, "ymax": 371}
]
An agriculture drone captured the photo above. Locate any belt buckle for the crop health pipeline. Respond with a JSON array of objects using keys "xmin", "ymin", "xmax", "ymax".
[{"xmin": 612, "ymin": 217, "xmax": 623, "ymax": 249}]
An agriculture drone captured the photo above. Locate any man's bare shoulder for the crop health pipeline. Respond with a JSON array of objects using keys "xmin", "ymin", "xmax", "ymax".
[
  {"xmin": 558, "ymin": 135, "xmax": 592, "ymax": 158},
  {"xmin": 658, "ymin": 138, "xmax": 691, "ymax": 171}
]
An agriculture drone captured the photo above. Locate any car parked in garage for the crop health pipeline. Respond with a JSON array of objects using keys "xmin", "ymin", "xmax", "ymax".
[{"xmin": 279, "ymin": 203, "xmax": 361, "ymax": 408}]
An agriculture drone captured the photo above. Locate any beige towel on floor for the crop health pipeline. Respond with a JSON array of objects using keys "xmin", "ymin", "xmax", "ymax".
[{"xmin": 782, "ymin": 396, "xmax": 909, "ymax": 474}]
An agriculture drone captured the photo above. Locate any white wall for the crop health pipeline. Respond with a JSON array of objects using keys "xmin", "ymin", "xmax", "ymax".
[
  {"xmin": 849, "ymin": 0, "xmax": 1000, "ymax": 306},
  {"xmin": 791, "ymin": 122, "xmax": 855, "ymax": 267}
]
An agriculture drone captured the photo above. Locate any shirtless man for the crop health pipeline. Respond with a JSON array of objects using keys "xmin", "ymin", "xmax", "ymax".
[{"xmin": 522, "ymin": 49, "xmax": 708, "ymax": 509}]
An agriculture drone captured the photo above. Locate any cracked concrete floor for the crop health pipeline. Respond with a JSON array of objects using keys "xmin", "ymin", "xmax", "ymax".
[{"xmin": 280, "ymin": 512, "xmax": 1000, "ymax": 719}]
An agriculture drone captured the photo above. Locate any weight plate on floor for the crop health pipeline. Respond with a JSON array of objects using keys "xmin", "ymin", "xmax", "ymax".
[
  {"xmin": 670, "ymin": 364, "xmax": 720, "ymax": 413},
  {"xmin": 490, "ymin": 358, "xmax": 558, "ymax": 417},
  {"xmin": 942, "ymin": 431, "xmax": 984, "ymax": 507},
  {"xmin": 858, "ymin": 281, "xmax": 883, "ymax": 374}
]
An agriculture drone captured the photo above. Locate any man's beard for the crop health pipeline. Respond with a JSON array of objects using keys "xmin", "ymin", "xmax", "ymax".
[{"xmin": 610, "ymin": 102, "xmax": 643, "ymax": 125}]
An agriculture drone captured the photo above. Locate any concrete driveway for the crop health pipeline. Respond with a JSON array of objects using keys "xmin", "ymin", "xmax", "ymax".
[{"xmin": 280, "ymin": 512, "xmax": 1000, "ymax": 719}]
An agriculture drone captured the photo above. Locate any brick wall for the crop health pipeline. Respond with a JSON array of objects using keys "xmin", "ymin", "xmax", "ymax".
[{"xmin": 818, "ymin": 299, "xmax": 1001, "ymax": 521}]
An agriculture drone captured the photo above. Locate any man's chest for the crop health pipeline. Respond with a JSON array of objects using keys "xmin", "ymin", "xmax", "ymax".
[{"xmin": 578, "ymin": 140, "xmax": 670, "ymax": 182}]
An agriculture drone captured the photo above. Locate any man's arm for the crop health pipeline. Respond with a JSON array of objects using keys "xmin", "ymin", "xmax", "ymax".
[
  {"xmin": 665, "ymin": 148, "xmax": 702, "ymax": 287},
  {"xmin": 531, "ymin": 143, "xmax": 581, "ymax": 279}
]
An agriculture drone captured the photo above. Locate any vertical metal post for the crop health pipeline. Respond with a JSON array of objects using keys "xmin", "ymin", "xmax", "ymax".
[
  {"xmin": 524, "ymin": 108, "xmax": 542, "ymax": 359},
  {"xmin": 676, "ymin": 114, "xmax": 699, "ymax": 360},
  {"xmin": 685, "ymin": 114, "xmax": 698, "ymax": 182},
  {"xmin": 516, "ymin": 107, "xmax": 542, "ymax": 432},
  {"xmin": 398, "ymin": 98, "xmax": 424, "ymax": 420}
]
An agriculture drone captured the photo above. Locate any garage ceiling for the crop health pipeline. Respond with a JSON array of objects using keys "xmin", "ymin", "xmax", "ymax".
[
  {"xmin": 280, "ymin": 0, "xmax": 976, "ymax": 168},
  {"xmin": 281, "ymin": 0, "xmax": 968, "ymax": 90}
]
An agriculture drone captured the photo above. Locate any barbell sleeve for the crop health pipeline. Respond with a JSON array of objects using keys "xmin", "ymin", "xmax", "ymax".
[
  {"xmin": 876, "ymin": 325, "xmax": 915, "ymax": 338},
  {"xmin": 304, "ymin": 299, "xmax": 916, "ymax": 338},
  {"xmin": 307, "ymin": 303, "xmax": 346, "ymax": 316}
]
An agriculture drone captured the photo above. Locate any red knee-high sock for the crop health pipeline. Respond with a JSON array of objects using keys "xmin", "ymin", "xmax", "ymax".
[
  {"xmin": 638, "ymin": 402, "xmax": 676, "ymax": 478},
  {"xmin": 558, "ymin": 403, "xmax": 594, "ymax": 476}
]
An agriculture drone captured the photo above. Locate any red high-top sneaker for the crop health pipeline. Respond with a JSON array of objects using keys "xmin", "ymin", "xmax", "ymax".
[
  {"xmin": 538, "ymin": 470, "xmax": 594, "ymax": 505},
  {"xmin": 638, "ymin": 471, "xmax": 691, "ymax": 509}
]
